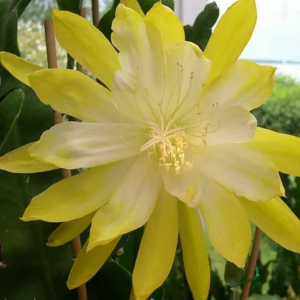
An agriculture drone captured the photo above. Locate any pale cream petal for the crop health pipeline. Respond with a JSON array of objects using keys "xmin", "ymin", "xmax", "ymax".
[
  {"xmin": 247, "ymin": 127, "xmax": 300, "ymax": 176},
  {"xmin": 199, "ymin": 177, "xmax": 251, "ymax": 267},
  {"xmin": 178, "ymin": 202, "xmax": 210, "ymax": 300},
  {"xmin": 29, "ymin": 122, "xmax": 146, "ymax": 169},
  {"xmin": 201, "ymin": 60, "xmax": 276, "ymax": 111},
  {"xmin": 28, "ymin": 69, "xmax": 119, "ymax": 123},
  {"xmin": 67, "ymin": 237, "xmax": 121, "ymax": 289},
  {"xmin": 204, "ymin": 0, "xmax": 257, "ymax": 83},
  {"xmin": 133, "ymin": 191, "xmax": 178, "ymax": 299},
  {"xmin": 188, "ymin": 106, "xmax": 256, "ymax": 147},
  {"xmin": 52, "ymin": 10, "xmax": 120, "ymax": 89},
  {"xmin": 88, "ymin": 154, "xmax": 162, "ymax": 250},
  {"xmin": 0, "ymin": 52, "xmax": 43, "ymax": 86},
  {"xmin": 22, "ymin": 159, "xmax": 134, "ymax": 222},
  {"xmin": 195, "ymin": 143, "xmax": 284, "ymax": 201},
  {"xmin": 112, "ymin": 4, "xmax": 165, "ymax": 111},
  {"xmin": 47, "ymin": 213, "xmax": 94, "ymax": 247},
  {"xmin": 240, "ymin": 197, "xmax": 300, "ymax": 253},
  {"xmin": 0, "ymin": 142, "xmax": 57, "ymax": 173},
  {"xmin": 145, "ymin": 2, "xmax": 184, "ymax": 46}
]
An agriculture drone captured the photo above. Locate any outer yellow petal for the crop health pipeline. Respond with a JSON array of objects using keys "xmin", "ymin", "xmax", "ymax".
[
  {"xmin": 145, "ymin": 2, "xmax": 184, "ymax": 46},
  {"xmin": 47, "ymin": 213, "xmax": 94, "ymax": 247},
  {"xmin": 204, "ymin": 0, "xmax": 257, "ymax": 83},
  {"xmin": 240, "ymin": 197, "xmax": 300, "ymax": 253},
  {"xmin": 120, "ymin": 0, "xmax": 144, "ymax": 16},
  {"xmin": 133, "ymin": 191, "xmax": 178, "ymax": 300},
  {"xmin": 0, "ymin": 142, "xmax": 57, "ymax": 173},
  {"xmin": 199, "ymin": 177, "xmax": 251, "ymax": 268},
  {"xmin": 22, "ymin": 159, "xmax": 133, "ymax": 222},
  {"xmin": 29, "ymin": 122, "xmax": 146, "ymax": 169},
  {"xmin": 247, "ymin": 127, "xmax": 300, "ymax": 176},
  {"xmin": 201, "ymin": 60, "xmax": 276, "ymax": 111},
  {"xmin": 178, "ymin": 202, "xmax": 210, "ymax": 300},
  {"xmin": 196, "ymin": 143, "xmax": 284, "ymax": 201},
  {"xmin": 28, "ymin": 69, "xmax": 119, "ymax": 123},
  {"xmin": 52, "ymin": 10, "xmax": 120, "ymax": 89},
  {"xmin": 67, "ymin": 237, "xmax": 121, "ymax": 289},
  {"xmin": 0, "ymin": 52, "xmax": 43, "ymax": 86},
  {"xmin": 88, "ymin": 154, "xmax": 162, "ymax": 250}
]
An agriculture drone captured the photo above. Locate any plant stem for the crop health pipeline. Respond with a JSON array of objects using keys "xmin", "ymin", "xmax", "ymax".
[
  {"xmin": 241, "ymin": 227, "xmax": 263, "ymax": 300},
  {"xmin": 44, "ymin": 19, "xmax": 87, "ymax": 300},
  {"xmin": 92, "ymin": 0, "xmax": 99, "ymax": 26}
]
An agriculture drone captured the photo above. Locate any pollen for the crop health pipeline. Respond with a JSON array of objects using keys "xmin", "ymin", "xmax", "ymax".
[{"xmin": 140, "ymin": 116, "xmax": 191, "ymax": 174}]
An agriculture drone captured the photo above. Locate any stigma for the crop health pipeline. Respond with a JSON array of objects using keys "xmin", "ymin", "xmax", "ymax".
[{"xmin": 140, "ymin": 115, "xmax": 191, "ymax": 174}]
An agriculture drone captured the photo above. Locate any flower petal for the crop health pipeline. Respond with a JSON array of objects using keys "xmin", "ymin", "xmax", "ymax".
[
  {"xmin": 28, "ymin": 69, "xmax": 119, "ymax": 123},
  {"xmin": 0, "ymin": 52, "xmax": 43, "ymax": 86},
  {"xmin": 67, "ymin": 237, "xmax": 121, "ymax": 289},
  {"xmin": 22, "ymin": 159, "xmax": 133, "ymax": 222},
  {"xmin": 192, "ymin": 106, "xmax": 256, "ymax": 146},
  {"xmin": 240, "ymin": 197, "xmax": 300, "ymax": 253},
  {"xmin": 132, "ymin": 191, "xmax": 178, "ymax": 299},
  {"xmin": 112, "ymin": 4, "xmax": 165, "ymax": 106},
  {"xmin": 29, "ymin": 122, "xmax": 145, "ymax": 169},
  {"xmin": 88, "ymin": 154, "xmax": 162, "ymax": 250},
  {"xmin": 201, "ymin": 60, "xmax": 276, "ymax": 111},
  {"xmin": 204, "ymin": 0, "xmax": 257, "ymax": 83},
  {"xmin": 0, "ymin": 142, "xmax": 57, "ymax": 173},
  {"xmin": 199, "ymin": 177, "xmax": 251, "ymax": 267},
  {"xmin": 196, "ymin": 143, "xmax": 284, "ymax": 201},
  {"xmin": 47, "ymin": 213, "xmax": 94, "ymax": 247},
  {"xmin": 247, "ymin": 127, "xmax": 300, "ymax": 177},
  {"xmin": 145, "ymin": 2, "xmax": 184, "ymax": 46},
  {"xmin": 120, "ymin": 0, "xmax": 144, "ymax": 16},
  {"xmin": 178, "ymin": 202, "xmax": 210, "ymax": 300},
  {"xmin": 52, "ymin": 10, "xmax": 120, "ymax": 89}
]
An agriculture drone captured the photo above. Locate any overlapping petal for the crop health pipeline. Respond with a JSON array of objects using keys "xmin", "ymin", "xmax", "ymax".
[
  {"xmin": 0, "ymin": 52, "xmax": 43, "ymax": 87},
  {"xmin": 204, "ymin": 0, "xmax": 257, "ymax": 83},
  {"xmin": 28, "ymin": 69, "xmax": 119, "ymax": 123},
  {"xmin": 145, "ymin": 2, "xmax": 184, "ymax": 46},
  {"xmin": 132, "ymin": 191, "xmax": 178, "ymax": 300},
  {"xmin": 201, "ymin": 60, "xmax": 276, "ymax": 111},
  {"xmin": 248, "ymin": 127, "xmax": 300, "ymax": 176},
  {"xmin": 120, "ymin": 0, "xmax": 144, "ymax": 16},
  {"xmin": 52, "ymin": 10, "xmax": 120, "ymax": 89},
  {"xmin": 29, "ymin": 122, "xmax": 146, "ymax": 169},
  {"xmin": 240, "ymin": 197, "xmax": 300, "ymax": 253},
  {"xmin": 199, "ymin": 177, "xmax": 251, "ymax": 267},
  {"xmin": 67, "ymin": 237, "xmax": 121, "ymax": 289},
  {"xmin": 47, "ymin": 213, "xmax": 94, "ymax": 247},
  {"xmin": 178, "ymin": 202, "xmax": 210, "ymax": 300},
  {"xmin": 195, "ymin": 143, "xmax": 284, "ymax": 201},
  {"xmin": 88, "ymin": 154, "xmax": 162, "ymax": 250},
  {"xmin": 22, "ymin": 159, "xmax": 134, "ymax": 222},
  {"xmin": 0, "ymin": 142, "xmax": 57, "ymax": 173}
]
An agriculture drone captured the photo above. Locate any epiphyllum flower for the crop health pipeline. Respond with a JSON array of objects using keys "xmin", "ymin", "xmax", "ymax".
[{"xmin": 2, "ymin": 0, "xmax": 300, "ymax": 299}]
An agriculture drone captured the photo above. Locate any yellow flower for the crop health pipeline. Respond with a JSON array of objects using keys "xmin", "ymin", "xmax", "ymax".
[{"xmin": 1, "ymin": 0, "xmax": 300, "ymax": 299}]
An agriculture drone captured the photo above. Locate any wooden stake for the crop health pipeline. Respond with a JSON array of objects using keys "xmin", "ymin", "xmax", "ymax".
[
  {"xmin": 91, "ymin": 0, "xmax": 99, "ymax": 26},
  {"xmin": 241, "ymin": 228, "xmax": 263, "ymax": 300},
  {"xmin": 44, "ymin": 19, "xmax": 87, "ymax": 300}
]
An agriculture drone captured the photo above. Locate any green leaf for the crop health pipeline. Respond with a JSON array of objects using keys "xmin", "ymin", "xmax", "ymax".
[
  {"xmin": 0, "ymin": 0, "xmax": 32, "ymax": 99},
  {"xmin": 184, "ymin": 2, "xmax": 219, "ymax": 51},
  {"xmin": 224, "ymin": 261, "xmax": 244, "ymax": 287},
  {"xmin": 56, "ymin": 0, "xmax": 82, "ymax": 14},
  {"xmin": 0, "ymin": 87, "xmax": 77, "ymax": 299}
]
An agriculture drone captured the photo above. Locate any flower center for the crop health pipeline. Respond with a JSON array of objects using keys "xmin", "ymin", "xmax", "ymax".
[{"xmin": 140, "ymin": 115, "xmax": 191, "ymax": 174}]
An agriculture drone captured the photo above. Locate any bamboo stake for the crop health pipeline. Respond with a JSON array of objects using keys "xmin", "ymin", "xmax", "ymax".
[
  {"xmin": 44, "ymin": 19, "xmax": 87, "ymax": 300},
  {"xmin": 91, "ymin": 0, "xmax": 99, "ymax": 26},
  {"xmin": 241, "ymin": 227, "xmax": 263, "ymax": 300}
]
